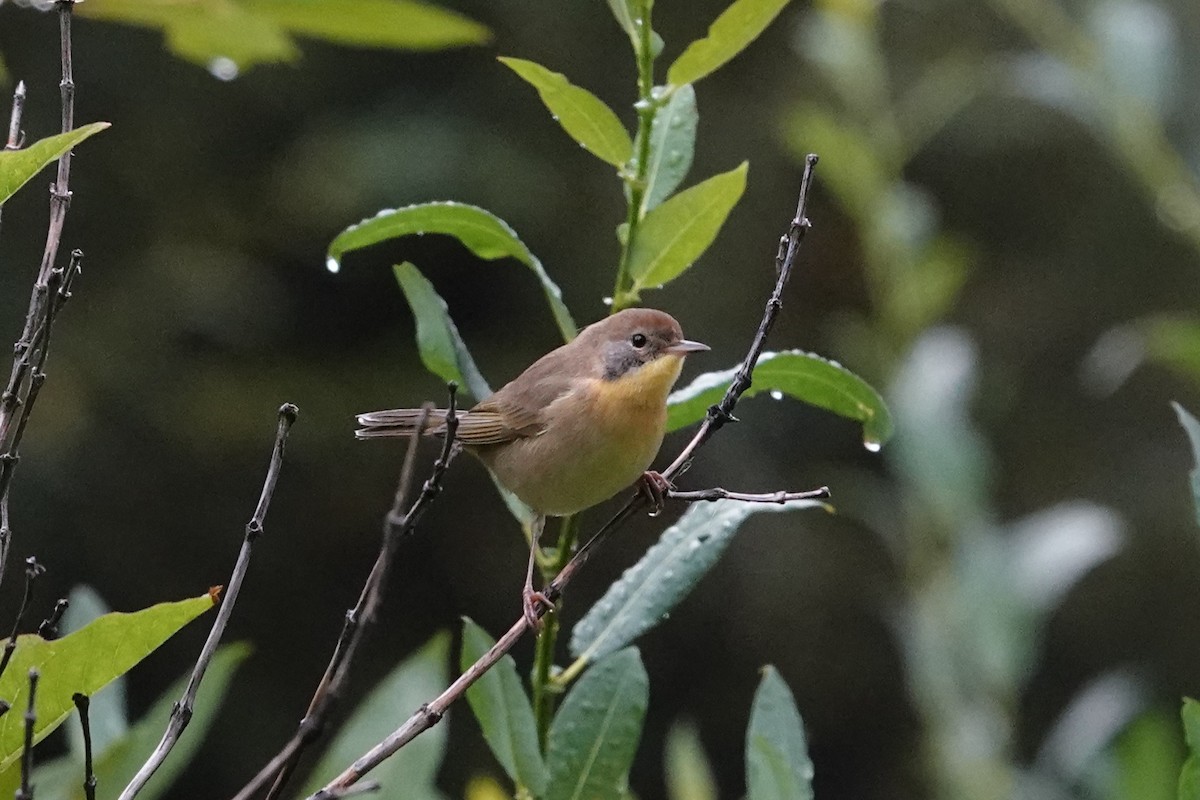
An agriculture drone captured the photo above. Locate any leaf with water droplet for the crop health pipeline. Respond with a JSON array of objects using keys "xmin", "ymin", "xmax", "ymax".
[
  {"xmin": 745, "ymin": 666, "xmax": 814, "ymax": 800},
  {"xmin": 327, "ymin": 201, "xmax": 575, "ymax": 342},
  {"xmin": 667, "ymin": 350, "xmax": 894, "ymax": 450},
  {"xmin": 545, "ymin": 648, "xmax": 647, "ymax": 800},
  {"xmin": 569, "ymin": 499, "xmax": 828, "ymax": 664},
  {"xmin": 641, "ymin": 84, "xmax": 698, "ymax": 215},
  {"xmin": 499, "ymin": 57, "xmax": 632, "ymax": 168}
]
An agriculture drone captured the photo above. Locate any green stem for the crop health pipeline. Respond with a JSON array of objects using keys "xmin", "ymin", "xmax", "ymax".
[
  {"xmin": 530, "ymin": 513, "xmax": 578, "ymax": 749},
  {"xmin": 610, "ymin": 4, "xmax": 659, "ymax": 312}
]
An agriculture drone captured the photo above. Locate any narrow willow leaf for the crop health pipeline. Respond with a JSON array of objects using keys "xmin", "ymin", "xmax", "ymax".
[
  {"xmin": 641, "ymin": 84, "xmax": 698, "ymax": 215},
  {"xmin": 393, "ymin": 262, "xmax": 492, "ymax": 403},
  {"xmin": 302, "ymin": 633, "xmax": 451, "ymax": 800},
  {"xmin": 254, "ymin": 0, "xmax": 490, "ymax": 50},
  {"xmin": 665, "ymin": 720, "xmax": 717, "ymax": 800},
  {"xmin": 1180, "ymin": 698, "xmax": 1200, "ymax": 800},
  {"xmin": 569, "ymin": 499, "xmax": 827, "ymax": 663},
  {"xmin": 0, "ymin": 591, "xmax": 217, "ymax": 772},
  {"xmin": 19, "ymin": 643, "xmax": 251, "ymax": 800},
  {"xmin": 627, "ymin": 162, "xmax": 747, "ymax": 292},
  {"xmin": 327, "ymin": 201, "xmax": 576, "ymax": 343},
  {"xmin": 0, "ymin": 123, "xmax": 109, "ymax": 206},
  {"xmin": 1172, "ymin": 402, "xmax": 1200, "ymax": 530},
  {"xmin": 462, "ymin": 619, "xmax": 548, "ymax": 795},
  {"xmin": 667, "ymin": 0, "xmax": 792, "ymax": 87},
  {"xmin": 545, "ymin": 648, "xmax": 648, "ymax": 800},
  {"xmin": 667, "ymin": 350, "xmax": 894, "ymax": 450},
  {"xmin": 498, "ymin": 57, "xmax": 633, "ymax": 168},
  {"xmin": 745, "ymin": 667, "xmax": 814, "ymax": 800}
]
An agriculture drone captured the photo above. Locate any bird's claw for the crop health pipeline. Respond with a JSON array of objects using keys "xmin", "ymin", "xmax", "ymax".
[
  {"xmin": 523, "ymin": 587, "xmax": 553, "ymax": 631},
  {"xmin": 639, "ymin": 470, "xmax": 672, "ymax": 517}
]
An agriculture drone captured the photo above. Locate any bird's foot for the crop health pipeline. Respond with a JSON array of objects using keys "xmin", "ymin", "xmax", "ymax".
[
  {"xmin": 523, "ymin": 587, "xmax": 553, "ymax": 631},
  {"xmin": 639, "ymin": 470, "xmax": 673, "ymax": 517}
]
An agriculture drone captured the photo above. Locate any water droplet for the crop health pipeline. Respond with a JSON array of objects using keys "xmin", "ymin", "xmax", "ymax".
[
  {"xmin": 863, "ymin": 437, "xmax": 881, "ymax": 453},
  {"xmin": 325, "ymin": 257, "xmax": 341, "ymax": 274},
  {"xmin": 602, "ymin": 296, "xmax": 614, "ymax": 306},
  {"xmin": 769, "ymin": 390, "xmax": 784, "ymax": 400},
  {"xmin": 634, "ymin": 99, "xmax": 652, "ymax": 112},
  {"xmin": 207, "ymin": 57, "xmax": 239, "ymax": 82}
]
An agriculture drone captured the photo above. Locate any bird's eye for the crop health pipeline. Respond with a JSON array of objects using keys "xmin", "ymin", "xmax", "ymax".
[{"xmin": 631, "ymin": 333, "xmax": 648, "ymax": 348}]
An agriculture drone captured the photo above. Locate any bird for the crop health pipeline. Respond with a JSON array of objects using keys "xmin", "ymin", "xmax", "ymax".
[{"xmin": 356, "ymin": 307, "xmax": 709, "ymax": 627}]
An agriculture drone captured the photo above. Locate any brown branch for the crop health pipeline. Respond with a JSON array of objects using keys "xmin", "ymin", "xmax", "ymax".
[
  {"xmin": 0, "ymin": 0, "xmax": 82, "ymax": 596},
  {"xmin": 5, "ymin": 79, "xmax": 25, "ymax": 150},
  {"xmin": 233, "ymin": 386, "xmax": 460, "ymax": 800},
  {"xmin": 118, "ymin": 404, "xmax": 298, "ymax": 800},
  {"xmin": 666, "ymin": 486, "xmax": 830, "ymax": 504},
  {"xmin": 16, "ymin": 669, "xmax": 38, "ymax": 800},
  {"xmin": 304, "ymin": 154, "xmax": 823, "ymax": 799},
  {"xmin": 72, "ymin": 693, "xmax": 97, "ymax": 800},
  {"xmin": 0, "ymin": 557, "xmax": 46, "ymax": 686}
]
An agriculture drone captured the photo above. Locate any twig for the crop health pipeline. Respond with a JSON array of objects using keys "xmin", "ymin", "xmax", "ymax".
[
  {"xmin": 37, "ymin": 597, "xmax": 69, "ymax": 639},
  {"xmin": 72, "ymin": 694, "xmax": 97, "ymax": 800},
  {"xmin": 0, "ymin": 0, "xmax": 81, "ymax": 597},
  {"xmin": 5, "ymin": 79, "xmax": 25, "ymax": 150},
  {"xmin": 235, "ymin": 387, "xmax": 460, "ymax": 800},
  {"xmin": 118, "ymin": 404, "xmax": 298, "ymax": 800},
  {"xmin": 666, "ymin": 486, "xmax": 830, "ymax": 504},
  {"xmin": 0, "ymin": 557, "xmax": 46, "ymax": 684},
  {"xmin": 304, "ymin": 155, "xmax": 823, "ymax": 799},
  {"xmin": 16, "ymin": 669, "xmax": 38, "ymax": 800}
]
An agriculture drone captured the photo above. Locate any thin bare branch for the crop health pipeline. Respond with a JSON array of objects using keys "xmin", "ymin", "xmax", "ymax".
[
  {"xmin": 666, "ymin": 486, "xmax": 830, "ymax": 504},
  {"xmin": 236, "ymin": 386, "xmax": 460, "ymax": 800},
  {"xmin": 37, "ymin": 596, "xmax": 69, "ymax": 639},
  {"xmin": 16, "ymin": 669, "xmax": 38, "ymax": 800},
  {"xmin": 305, "ymin": 155, "xmax": 824, "ymax": 799},
  {"xmin": 72, "ymin": 693, "xmax": 97, "ymax": 800},
  {"xmin": 5, "ymin": 79, "xmax": 25, "ymax": 150},
  {"xmin": 0, "ymin": 557, "xmax": 45, "ymax": 685},
  {"xmin": 118, "ymin": 404, "xmax": 298, "ymax": 800}
]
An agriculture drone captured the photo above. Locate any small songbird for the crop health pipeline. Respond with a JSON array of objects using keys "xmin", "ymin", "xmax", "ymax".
[{"xmin": 356, "ymin": 307, "xmax": 708, "ymax": 625}]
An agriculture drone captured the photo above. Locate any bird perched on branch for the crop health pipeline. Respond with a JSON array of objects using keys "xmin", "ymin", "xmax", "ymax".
[{"xmin": 356, "ymin": 307, "xmax": 708, "ymax": 627}]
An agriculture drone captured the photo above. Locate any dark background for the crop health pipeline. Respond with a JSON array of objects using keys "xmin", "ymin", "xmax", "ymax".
[{"xmin": 2, "ymin": 1, "xmax": 1200, "ymax": 798}]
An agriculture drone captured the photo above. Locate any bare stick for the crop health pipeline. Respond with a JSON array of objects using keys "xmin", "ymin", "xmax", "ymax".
[
  {"xmin": 0, "ymin": 557, "xmax": 45, "ymax": 685},
  {"xmin": 16, "ymin": 669, "xmax": 38, "ymax": 800},
  {"xmin": 0, "ymin": 0, "xmax": 83, "ymax": 596},
  {"xmin": 72, "ymin": 694, "xmax": 97, "ymax": 800},
  {"xmin": 5, "ymin": 79, "xmax": 25, "ymax": 150},
  {"xmin": 305, "ymin": 155, "xmax": 823, "ymax": 799},
  {"xmin": 118, "ymin": 404, "xmax": 298, "ymax": 800},
  {"xmin": 666, "ymin": 486, "xmax": 830, "ymax": 503},
  {"xmin": 235, "ymin": 386, "xmax": 460, "ymax": 800}
]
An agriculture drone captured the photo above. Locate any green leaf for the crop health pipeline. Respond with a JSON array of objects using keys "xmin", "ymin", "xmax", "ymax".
[
  {"xmin": 1109, "ymin": 710, "xmax": 1181, "ymax": 800},
  {"xmin": 328, "ymin": 201, "xmax": 576, "ymax": 343},
  {"xmin": 20, "ymin": 643, "xmax": 252, "ymax": 800},
  {"xmin": 545, "ymin": 648, "xmax": 648, "ymax": 800},
  {"xmin": 1180, "ymin": 698, "xmax": 1200, "ymax": 800},
  {"xmin": 665, "ymin": 720, "xmax": 717, "ymax": 800},
  {"xmin": 605, "ymin": 0, "xmax": 639, "ymax": 42},
  {"xmin": 667, "ymin": 0, "xmax": 792, "ymax": 87},
  {"xmin": 1172, "ymin": 402, "xmax": 1200, "ymax": 530},
  {"xmin": 570, "ymin": 499, "xmax": 827, "ymax": 664},
  {"xmin": 461, "ymin": 619, "xmax": 548, "ymax": 795},
  {"xmin": 302, "ymin": 632, "xmax": 451, "ymax": 800},
  {"xmin": 0, "ymin": 591, "xmax": 217, "ymax": 772},
  {"xmin": 252, "ymin": 0, "xmax": 490, "ymax": 51},
  {"xmin": 746, "ymin": 667, "xmax": 813, "ymax": 800},
  {"xmin": 641, "ymin": 84, "xmax": 698, "ymax": 215},
  {"xmin": 79, "ymin": 0, "xmax": 486, "ymax": 70},
  {"xmin": 667, "ymin": 350, "xmax": 893, "ymax": 450},
  {"xmin": 393, "ymin": 262, "xmax": 492, "ymax": 403},
  {"xmin": 498, "ymin": 57, "xmax": 633, "ymax": 168},
  {"xmin": 0, "ymin": 123, "xmax": 110, "ymax": 206},
  {"xmin": 627, "ymin": 162, "xmax": 747, "ymax": 293}
]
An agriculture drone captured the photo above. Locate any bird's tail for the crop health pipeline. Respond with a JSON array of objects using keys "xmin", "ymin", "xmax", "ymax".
[{"xmin": 355, "ymin": 408, "xmax": 454, "ymax": 440}]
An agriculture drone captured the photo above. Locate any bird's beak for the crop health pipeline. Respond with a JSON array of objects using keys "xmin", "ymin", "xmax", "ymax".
[{"xmin": 666, "ymin": 339, "xmax": 710, "ymax": 355}]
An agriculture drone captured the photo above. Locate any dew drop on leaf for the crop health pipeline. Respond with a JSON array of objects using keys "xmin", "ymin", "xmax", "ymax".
[{"xmin": 325, "ymin": 257, "xmax": 341, "ymax": 274}]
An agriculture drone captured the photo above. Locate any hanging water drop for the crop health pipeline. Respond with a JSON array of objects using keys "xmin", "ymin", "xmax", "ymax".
[
  {"xmin": 769, "ymin": 390, "xmax": 784, "ymax": 400},
  {"xmin": 325, "ymin": 257, "xmax": 341, "ymax": 274}
]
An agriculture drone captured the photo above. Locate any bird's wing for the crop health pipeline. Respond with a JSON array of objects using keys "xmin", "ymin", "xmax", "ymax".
[{"xmin": 466, "ymin": 356, "xmax": 581, "ymax": 444}]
